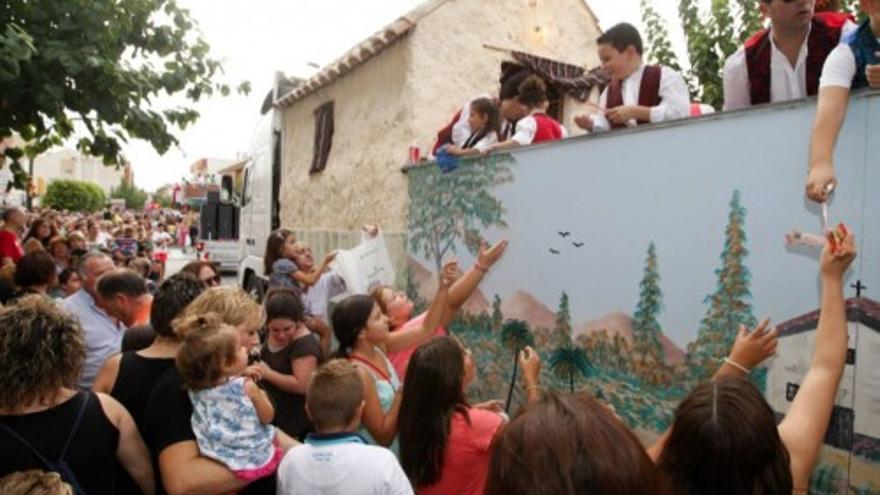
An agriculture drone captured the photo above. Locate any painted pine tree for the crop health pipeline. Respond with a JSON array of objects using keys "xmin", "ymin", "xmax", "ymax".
[
  {"xmin": 633, "ymin": 242, "xmax": 665, "ymax": 365},
  {"xmin": 549, "ymin": 292, "xmax": 573, "ymax": 349},
  {"xmin": 491, "ymin": 294, "xmax": 503, "ymax": 332},
  {"xmin": 687, "ymin": 190, "xmax": 757, "ymax": 382}
]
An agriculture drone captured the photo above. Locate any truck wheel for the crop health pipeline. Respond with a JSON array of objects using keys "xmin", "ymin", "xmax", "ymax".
[{"xmin": 245, "ymin": 274, "xmax": 266, "ymax": 303}]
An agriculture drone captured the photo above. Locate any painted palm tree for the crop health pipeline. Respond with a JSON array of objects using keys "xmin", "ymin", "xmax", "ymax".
[
  {"xmin": 501, "ymin": 319, "xmax": 534, "ymax": 412},
  {"xmin": 549, "ymin": 343, "xmax": 593, "ymax": 393}
]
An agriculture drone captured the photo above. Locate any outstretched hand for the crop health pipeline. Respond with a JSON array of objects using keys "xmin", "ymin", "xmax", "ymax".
[
  {"xmin": 477, "ymin": 239, "xmax": 508, "ymax": 270},
  {"xmin": 806, "ymin": 165, "xmax": 836, "ymax": 203},
  {"xmin": 518, "ymin": 346, "xmax": 541, "ymax": 384},
  {"xmin": 728, "ymin": 318, "xmax": 778, "ymax": 370},
  {"xmin": 821, "ymin": 225, "xmax": 856, "ymax": 279},
  {"xmin": 439, "ymin": 260, "xmax": 460, "ymax": 289}
]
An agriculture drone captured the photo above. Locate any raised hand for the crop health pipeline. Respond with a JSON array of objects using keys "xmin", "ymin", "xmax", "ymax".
[
  {"xmin": 439, "ymin": 260, "xmax": 459, "ymax": 289},
  {"xmin": 477, "ymin": 239, "xmax": 508, "ymax": 270},
  {"xmin": 728, "ymin": 318, "xmax": 778, "ymax": 371},
  {"xmin": 821, "ymin": 225, "xmax": 856, "ymax": 279},
  {"xmin": 518, "ymin": 345, "xmax": 541, "ymax": 385},
  {"xmin": 806, "ymin": 165, "xmax": 836, "ymax": 203}
]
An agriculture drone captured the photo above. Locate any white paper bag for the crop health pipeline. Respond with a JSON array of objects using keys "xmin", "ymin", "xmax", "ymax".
[{"xmin": 333, "ymin": 233, "xmax": 396, "ymax": 294}]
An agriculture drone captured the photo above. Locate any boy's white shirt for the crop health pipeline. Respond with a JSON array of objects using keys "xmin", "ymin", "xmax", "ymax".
[
  {"xmin": 590, "ymin": 63, "xmax": 690, "ymax": 133},
  {"xmin": 511, "ymin": 109, "xmax": 568, "ymax": 145},
  {"xmin": 723, "ymin": 21, "xmax": 858, "ymax": 110},
  {"xmin": 277, "ymin": 441, "xmax": 413, "ymax": 495}
]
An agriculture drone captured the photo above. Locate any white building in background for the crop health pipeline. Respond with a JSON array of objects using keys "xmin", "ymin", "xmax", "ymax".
[{"xmin": 32, "ymin": 148, "xmax": 133, "ymax": 196}]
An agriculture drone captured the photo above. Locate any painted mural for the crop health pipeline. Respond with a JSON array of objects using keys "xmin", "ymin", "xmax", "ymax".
[{"xmin": 406, "ymin": 92, "xmax": 880, "ymax": 494}]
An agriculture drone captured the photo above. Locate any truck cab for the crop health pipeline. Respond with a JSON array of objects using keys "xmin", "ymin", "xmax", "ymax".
[{"xmin": 237, "ymin": 92, "xmax": 283, "ymax": 300}]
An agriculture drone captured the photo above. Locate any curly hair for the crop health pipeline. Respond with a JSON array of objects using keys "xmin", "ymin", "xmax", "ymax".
[
  {"xmin": 0, "ymin": 470, "xmax": 73, "ymax": 495},
  {"xmin": 175, "ymin": 312, "xmax": 239, "ymax": 390},
  {"xmin": 0, "ymin": 296, "xmax": 85, "ymax": 411},
  {"xmin": 175, "ymin": 286, "xmax": 262, "ymax": 330}
]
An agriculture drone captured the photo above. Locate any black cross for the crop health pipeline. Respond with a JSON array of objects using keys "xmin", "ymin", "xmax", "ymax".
[{"xmin": 851, "ymin": 280, "xmax": 867, "ymax": 298}]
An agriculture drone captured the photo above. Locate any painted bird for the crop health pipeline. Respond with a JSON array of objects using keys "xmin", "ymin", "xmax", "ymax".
[
  {"xmin": 558, "ymin": 231, "xmax": 571, "ymax": 238},
  {"xmin": 572, "ymin": 242, "xmax": 585, "ymax": 248},
  {"xmin": 549, "ymin": 248, "xmax": 560, "ymax": 255}
]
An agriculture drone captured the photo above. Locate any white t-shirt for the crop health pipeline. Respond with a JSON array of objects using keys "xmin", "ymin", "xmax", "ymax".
[
  {"xmin": 723, "ymin": 21, "xmax": 858, "ymax": 110},
  {"xmin": 277, "ymin": 435, "xmax": 413, "ymax": 495},
  {"xmin": 820, "ymin": 36, "xmax": 880, "ymax": 89},
  {"xmin": 590, "ymin": 64, "xmax": 690, "ymax": 133}
]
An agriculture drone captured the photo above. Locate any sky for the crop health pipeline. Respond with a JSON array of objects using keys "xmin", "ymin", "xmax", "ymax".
[{"xmin": 123, "ymin": 0, "xmax": 688, "ymax": 191}]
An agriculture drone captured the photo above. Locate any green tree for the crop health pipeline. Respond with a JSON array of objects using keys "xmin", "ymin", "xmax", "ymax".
[
  {"xmin": 632, "ymin": 242, "xmax": 665, "ymax": 363},
  {"xmin": 0, "ymin": 0, "xmax": 250, "ymax": 188},
  {"xmin": 687, "ymin": 190, "xmax": 757, "ymax": 382},
  {"xmin": 111, "ymin": 179, "xmax": 148, "ymax": 210},
  {"xmin": 491, "ymin": 294, "xmax": 503, "ymax": 332},
  {"xmin": 43, "ymin": 179, "xmax": 105, "ymax": 212},
  {"xmin": 153, "ymin": 185, "xmax": 174, "ymax": 209},
  {"xmin": 408, "ymin": 155, "xmax": 513, "ymax": 272},
  {"xmin": 641, "ymin": 0, "xmax": 685, "ymax": 75},
  {"xmin": 734, "ymin": 0, "xmax": 765, "ymax": 43},
  {"xmin": 549, "ymin": 343, "xmax": 592, "ymax": 393},
  {"xmin": 500, "ymin": 319, "xmax": 534, "ymax": 412}
]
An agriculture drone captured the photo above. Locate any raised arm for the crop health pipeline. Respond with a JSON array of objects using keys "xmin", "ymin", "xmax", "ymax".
[
  {"xmin": 807, "ymin": 87, "xmax": 850, "ymax": 202},
  {"xmin": 385, "ymin": 261, "xmax": 456, "ymax": 353},
  {"xmin": 356, "ymin": 366, "xmax": 402, "ymax": 446},
  {"xmin": 778, "ymin": 229, "xmax": 855, "ymax": 488},
  {"xmin": 293, "ymin": 252, "xmax": 337, "ymax": 287},
  {"xmin": 441, "ymin": 240, "xmax": 508, "ymax": 327},
  {"xmin": 647, "ymin": 318, "xmax": 778, "ymax": 462},
  {"xmin": 519, "ymin": 346, "xmax": 543, "ymax": 404}
]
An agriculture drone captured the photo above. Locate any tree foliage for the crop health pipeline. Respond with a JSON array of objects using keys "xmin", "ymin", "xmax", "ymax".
[
  {"xmin": 111, "ymin": 179, "xmax": 148, "ymax": 210},
  {"xmin": 641, "ymin": 0, "xmax": 685, "ymax": 75},
  {"xmin": 0, "ymin": 0, "xmax": 250, "ymax": 188},
  {"xmin": 408, "ymin": 155, "xmax": 513, "ymax": 272},
  {"xmin": 633, "ymin": 242, "xmax": 665, "ymax": 364},
  {"xmin": 549, "ymin": 343, "xmax": 592, "ymax": 393},
  {"xmin": 687, "ymin": 190, "xmax": 757, "ymax": 382},
  {"xmin": 42, "ymin": 179, "xmax": 105, "ymax": 212}
]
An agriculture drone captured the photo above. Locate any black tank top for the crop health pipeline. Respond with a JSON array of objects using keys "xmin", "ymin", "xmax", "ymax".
[
  {"xmin": 111, "ymin": 352, "xmax": 175, "ymax": 430},
  {"xmin": 0, "ymin": 391, "xmax": 121, "ymax": 494}
]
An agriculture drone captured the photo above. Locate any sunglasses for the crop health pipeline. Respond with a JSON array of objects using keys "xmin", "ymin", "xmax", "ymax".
[{"xmin": 202, "ymin": 275, "xmax": 222, "ymax": 286}]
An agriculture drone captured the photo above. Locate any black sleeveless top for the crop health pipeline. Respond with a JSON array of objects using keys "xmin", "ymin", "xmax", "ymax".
[
  {"xmin": 0, "ymin": 391, "xmax": 121, "ymax": 494},
  {"xmin": 110, "ymin": 352, "xmax": 175, "ymax": 430}
]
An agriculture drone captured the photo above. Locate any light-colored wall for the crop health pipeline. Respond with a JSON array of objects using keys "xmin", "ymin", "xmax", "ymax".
[
  {"xmin": 279, "ymin": 41, "xmax": 414, "ymax": 235},
  {"xmin": 34, "ymin": 149, "xmax": 127, "ymax": 194},
  {"xmin": 408, "ymin": 0, "xmax": 602, "ymax": 145},
  {"xmin": 278, "ymin": 0, "xmax": 601, "ymax": 261}
]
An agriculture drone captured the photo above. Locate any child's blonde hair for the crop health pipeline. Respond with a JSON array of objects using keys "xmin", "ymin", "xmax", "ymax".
[{"xmin": 174, "ymin": 312, "xmax": 239, "ymax": 390}]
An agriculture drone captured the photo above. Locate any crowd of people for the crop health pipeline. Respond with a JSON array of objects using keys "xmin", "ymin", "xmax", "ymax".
[{"xmin": 0, "ymin": 1, "xmax": 876, "ymax": 494}]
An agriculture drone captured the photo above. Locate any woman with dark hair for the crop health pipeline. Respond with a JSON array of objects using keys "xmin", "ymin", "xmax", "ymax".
[
  {"xmin": 653, "ymin": 233, "xmax": 857, "ymax": 495},
  {"xmin": 330, "ymin": 262, "xmax": 456, "ymax": 453},
  {"xmin": 257, "ymin": 288, "xmax": 323, "ymax": 439},
  {"xmin": 180, "ymin": 260, "xmax": 222, "ymax": 287},
  {"xmin": 486, "ymin": 392, "xmax": 670, "ymax": 495},
  {"xmin": 399, "ymin": 337, "xmax": 523, "ymax": 494},
  {"xmin": 24, "ymin": 218, "xmax": 57, "ymax": 249},
  {"xmin": 10, "ymin": 251, "xmax": 58, "ymax": 301},
  {"xmin": 0, "ymin": 296, "xmax": 154, "ymax": 494},
  {"xmin": 371, "ymin": 239, "xmax": 508, "ymax": 378}
]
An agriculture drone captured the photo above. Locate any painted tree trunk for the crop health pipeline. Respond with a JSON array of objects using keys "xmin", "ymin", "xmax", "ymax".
[{"xmin": 505, "ymin": 351, "xmax": 519, "ymax": 413}]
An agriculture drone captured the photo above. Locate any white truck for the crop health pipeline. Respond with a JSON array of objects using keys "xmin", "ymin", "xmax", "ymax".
[{"xmin": 236, "ymin": 76, "xmax": 285, "ymax": 300}]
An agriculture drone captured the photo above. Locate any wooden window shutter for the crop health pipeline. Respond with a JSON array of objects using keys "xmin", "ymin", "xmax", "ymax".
[{"xmin": 310, "ymin": 101, "xmax": 334, "ymax": 174}]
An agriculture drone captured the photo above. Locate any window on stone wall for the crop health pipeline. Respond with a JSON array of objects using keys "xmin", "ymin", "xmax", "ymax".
[{"xmin": 310, "ymin": 101, "xmax": 334, "ymax": 174}]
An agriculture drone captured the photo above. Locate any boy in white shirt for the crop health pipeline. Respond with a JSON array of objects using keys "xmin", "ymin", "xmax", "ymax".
[
  {"xmin": 806, "ymin": 0, "xmax": 880, "ymax": 203},
  {"xmin": 277, "ymin": 360, "xmax": 413, "ymax": 495},
  {"xmin": 574, "ymin": 23, "xmax": 690, "ymax": 133}
]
